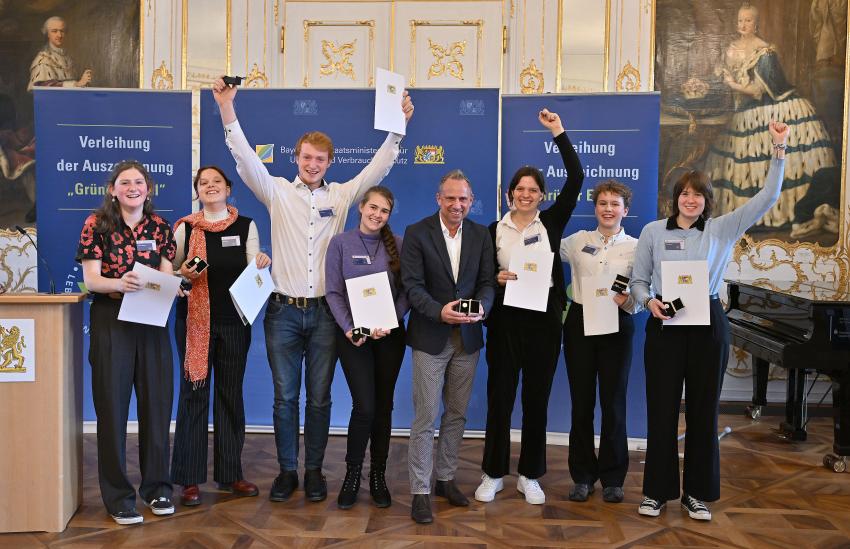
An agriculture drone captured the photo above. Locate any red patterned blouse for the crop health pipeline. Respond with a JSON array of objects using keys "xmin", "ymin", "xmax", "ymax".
[{"xmin": 76, "ymin": 213, "xmax": 177, "ymax": 278}]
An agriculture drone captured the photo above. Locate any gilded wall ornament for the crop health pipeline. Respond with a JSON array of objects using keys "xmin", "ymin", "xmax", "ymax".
[
  {"xmin": 151, "ymin": 60, "xmax": 174, "ymax": 90},
  {"xmin": 245, "ymin": 63, "xmax": 270, "ymax": 88},
  {"xmin": 319, "ymin": 39, "xmax": 357, "ymax": 80},
  {"xmin": 615, "ymin": 61, "xmax": 640, "ymax": 92},
  {"xmin": 519, "ymin": 59, "xmax": 544, "ymax": 94},
  {"xmin": 427, "ymin": 39, "xmax": 466, "ymax": 80}
]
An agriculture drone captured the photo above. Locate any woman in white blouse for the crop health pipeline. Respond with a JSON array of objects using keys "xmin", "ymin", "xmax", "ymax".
[{"xmin": 559, "ymin": 180, "xmax": 640, "ymax": 504}]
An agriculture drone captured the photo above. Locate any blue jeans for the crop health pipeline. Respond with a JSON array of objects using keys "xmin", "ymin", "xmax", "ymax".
[{"xmin": 264, "ymin": 298, "xmax": 337, "ymax": 471}]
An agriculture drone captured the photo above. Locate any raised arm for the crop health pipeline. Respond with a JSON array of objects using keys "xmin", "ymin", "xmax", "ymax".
[
  {"xmin": 212, "ymin": 77, "xmax": 276, "ymax": 207},
  {"xmin": 343, "ymin": 91, "xmax": 415, "ymax": 204},
  {"xmin": 711, "ymin": 121, "xmax": 788, "ymax": 239},
  {"xmin": 540, "ymin": 109, "xmax": 584, "ymax": 228}
]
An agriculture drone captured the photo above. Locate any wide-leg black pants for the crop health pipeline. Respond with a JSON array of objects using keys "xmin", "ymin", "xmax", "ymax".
[
  {"xmin": 642, "ymin": 297, "xmax": 729, "ymax": 502},
  {"xmin": 563, "ymin": 303, "xmax": 634, "ymax": 487},
  {"xmin": 89, "ymin": 297, "xmax": 174, "ymax": 514},
  {"xmin": 481, "ymin": 291, "xmax": 562, "ymax": 479},
  {"xmin": 171, "ymin": 315, "xmax": 252, "ymax": 485}
]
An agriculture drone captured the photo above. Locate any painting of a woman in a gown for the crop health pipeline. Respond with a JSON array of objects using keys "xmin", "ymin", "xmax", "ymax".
[{"xmin": 704, "ymin": 3, "xmax": 840, "ymax": 241}]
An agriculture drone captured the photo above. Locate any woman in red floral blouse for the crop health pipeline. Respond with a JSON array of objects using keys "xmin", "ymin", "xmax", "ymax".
[{"xmin": 76, "ymin": 159, "xmax": 182, "ymax": 526}]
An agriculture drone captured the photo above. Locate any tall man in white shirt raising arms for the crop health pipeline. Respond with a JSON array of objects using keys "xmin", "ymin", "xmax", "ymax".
[{"xmin": 211, "ymin": 78, "xmax": 413, "ymax": 503}]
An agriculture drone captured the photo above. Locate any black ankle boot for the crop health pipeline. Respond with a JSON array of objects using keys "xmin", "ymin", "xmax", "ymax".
[
  {"xmin": 337, "ymin": 463, "xmax": 362, "ymax": 509},
  {"xmin": 369, "ymin": 462, "xmax": 391, "ymax": 508}
]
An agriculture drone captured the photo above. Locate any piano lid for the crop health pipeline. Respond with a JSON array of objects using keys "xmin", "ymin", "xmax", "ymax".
[{"xmin": 725, "ymin": 279, "xmax": 850, "ymax": 304}]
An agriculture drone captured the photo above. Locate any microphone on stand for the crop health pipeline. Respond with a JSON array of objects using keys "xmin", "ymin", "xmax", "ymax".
[{"xmin": 15, "ymin": 225, "xmax": 56, "ymax": 294}]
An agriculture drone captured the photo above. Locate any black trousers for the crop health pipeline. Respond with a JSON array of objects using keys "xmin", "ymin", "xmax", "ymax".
[
  {"xmin": 336, "ymin": 324, "xmax": 406, "ymax": 465},
  {"xmin": 643, "ymin": 297, "xmax": 729, "ymax": 503},
  {"xmin": 481, "ymin": 292, "xmax": 562, "ymax": 479},
  {"xmin": 563, "ymin": 303, "xmax": 634, "ymax": 487},
  {"xmin": 89, "ymin": 297, "xmax": 174, "ymax": 514},
  {"xmin": 171, "ymin": 315, "xmax": 252, "ymax": 485}
]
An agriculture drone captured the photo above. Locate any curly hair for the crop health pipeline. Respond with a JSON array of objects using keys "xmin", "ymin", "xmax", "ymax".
[
  {"xmin": 591, "ymin": 179, "xmax": 633, "ymax": 208},
  {"xmin": 93, "ymin": 160, "xmax": 156, "ymax": 234}
]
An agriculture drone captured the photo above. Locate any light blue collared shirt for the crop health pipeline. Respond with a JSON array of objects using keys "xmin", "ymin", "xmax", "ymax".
[{"xmin": 630, "ymin": 158, "xmax": 785, "ymax": 305}]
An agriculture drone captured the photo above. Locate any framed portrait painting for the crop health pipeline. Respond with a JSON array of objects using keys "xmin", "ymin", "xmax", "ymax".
[{"xmin": 655, "ymin": 0, "xmax": 847, "ymax": 247}]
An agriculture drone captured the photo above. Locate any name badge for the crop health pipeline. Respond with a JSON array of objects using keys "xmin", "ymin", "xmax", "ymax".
[
  {"xmin": 664, "ymin": 239, "xmax": 685, "ymax": 251},
  {"xmin": 524, "ymin": 234, "xmax": 541, "ymax": 246},
  {"xmin": 221, "ymin": 235, "xmax": 241, "ymax": 247},
  {"xmin": 581, "ymin": 244, "xmax": 600, "ymax": 256},
  {"xmin": 318, "ymin": 207, "xmax": 335, "ymax": 218},
  {"xmin": 136, "ymin": 239, "xmax": 156, "ymax": 252},
  {"xmin": 352, "ymin": 255, "xmax": 371, "ymax": 265}
]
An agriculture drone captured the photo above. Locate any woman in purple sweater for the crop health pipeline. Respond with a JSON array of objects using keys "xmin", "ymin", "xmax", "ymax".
[{"xmin": 325, "ymin": 185, "xmax": 409, "ymax": 510}]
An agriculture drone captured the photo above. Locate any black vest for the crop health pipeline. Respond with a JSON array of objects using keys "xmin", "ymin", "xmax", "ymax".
[{"xmin": 178, "ymin": 215, "xmax": 252, "ymax": 322}]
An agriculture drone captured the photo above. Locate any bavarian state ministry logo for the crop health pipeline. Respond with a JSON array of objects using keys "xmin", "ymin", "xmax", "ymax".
[
  {"xmin": 255, "ymin": 144, "xmax": 274, "ymax": 163},
  {"xmin": 414, "ymin": 145, "xmax": 445, "ymax": 164}
]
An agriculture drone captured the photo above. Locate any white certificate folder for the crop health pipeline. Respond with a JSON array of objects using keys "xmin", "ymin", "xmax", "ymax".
[
  {"xmin": 345, "ymin": 272, "xmax": 399, "ymax": 330},
  {"xmin": 117, "ymin": 263, "xmax": 181, "ymax": 327},
  {"xmin": 580, "ymin": 272, "xmax": 619, "ymax": 336},
  {"xmin": 374, "ymin": 68, "xmax": 406, "ymax": 136},
  {"xmin": 503, "ymin": 248, "xmax": 554, "ymax": 312},
  {"xmin": 661, "ymin": 260, "xmax": 710, "ymax": 326},
  {"xmin": 229, "ymin": 262, "xmax": 274, "ymax": 325}
]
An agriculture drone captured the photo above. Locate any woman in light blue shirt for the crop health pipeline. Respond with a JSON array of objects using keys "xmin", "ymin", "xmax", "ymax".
[{"xmin": 630, "ymin": 121, "xmax": 789, "ymax": 522}]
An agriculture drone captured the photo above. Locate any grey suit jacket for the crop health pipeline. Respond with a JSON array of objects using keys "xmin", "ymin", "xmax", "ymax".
[{"xmin": 401, "ymin": 212, "xmax": 495, "ymax": 355}]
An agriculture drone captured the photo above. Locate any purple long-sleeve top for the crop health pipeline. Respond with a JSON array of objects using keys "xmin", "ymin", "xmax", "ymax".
[{"xmin": 325, "ymin": 228, "xmax": 409, "ymax": 333}]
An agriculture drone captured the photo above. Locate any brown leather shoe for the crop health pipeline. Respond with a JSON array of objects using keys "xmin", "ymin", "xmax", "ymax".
[
  {"xmin": 218, "ymin": 479, "xmax": 259, "ymax": 497},
  {"xmin": 181, "ymin": 484, "xmax": 201, "ymax": 506}
]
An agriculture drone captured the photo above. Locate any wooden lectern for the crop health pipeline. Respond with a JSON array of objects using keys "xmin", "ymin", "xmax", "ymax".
[{"xmin": 0, "ymin": 294, "xmax": 85, "ymax": 533}]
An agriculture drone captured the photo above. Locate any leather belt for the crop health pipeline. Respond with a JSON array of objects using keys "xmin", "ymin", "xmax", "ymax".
[{"xmin": 271, "ymin": 293, "xmax": 324, "ymax": 309}]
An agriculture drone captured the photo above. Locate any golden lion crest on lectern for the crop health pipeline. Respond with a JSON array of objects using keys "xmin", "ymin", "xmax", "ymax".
[{"xmin": 0, "ymin": 325, "xmax": 27, "ymax": 372}]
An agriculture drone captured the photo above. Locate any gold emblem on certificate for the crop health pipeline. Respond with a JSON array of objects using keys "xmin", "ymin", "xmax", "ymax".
[
  {"xmin": 363, "ymin": 287, "xmax": 377, "ymax": 297},
  {"xmin": 145, "ymin": 282, "xmax": 161, "ymax": 291},
  {"xmin": 677, "ymin": 275, "xmax": 693, "ymax": 285},
  {"xmin": 523, "ymin": 262, "xmax": 538, "ymax": 272},
  {"xmin": 254, "ymin": 274, "xmax": 263, "ymax": 287},
  {"xmin": 595, "ymin": 288, "xmax": 608, "ymax": 297},
  {"xmin": 387, "ymin": 84, "xmax": 397, "ymax": 94}
]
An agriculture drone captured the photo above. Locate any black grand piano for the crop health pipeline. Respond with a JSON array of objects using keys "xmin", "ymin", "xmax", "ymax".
[{"xmin": 726, "ymin": 279, "xmax": 850, "ymax": 472}]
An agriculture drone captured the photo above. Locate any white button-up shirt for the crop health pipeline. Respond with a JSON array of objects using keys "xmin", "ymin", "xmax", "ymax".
[
  {"xmin": 560, "ymin": 228, "xmax": 640, "ymax": 312},
  {"xmin": 439, "ymin": 216, "xmax": 463, "ymax": 283},
  {"xmin": 224, "ymin": 119, "xmax": 402, "ymax": 297},
  {"xmin": 495, "ymin": 211, "xmax": 553, "ymax": 286}
]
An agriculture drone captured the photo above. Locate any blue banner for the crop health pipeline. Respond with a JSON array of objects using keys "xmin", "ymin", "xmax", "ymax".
[
  {"xmin": 502, "ymin": 93, "xmax": 660, "ymax": 438},
  {"xmin": 34, "ymin": 88, "xmax": 193, "ymax": 421},
  {"xmin": 200, "ymin": 88, "xmax": 500, "ymax": 429}
]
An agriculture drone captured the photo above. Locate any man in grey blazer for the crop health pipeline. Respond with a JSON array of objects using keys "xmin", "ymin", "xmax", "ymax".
[{"xmin": 401, "ymin": 169, "xmax": 496, "ymax": 524}]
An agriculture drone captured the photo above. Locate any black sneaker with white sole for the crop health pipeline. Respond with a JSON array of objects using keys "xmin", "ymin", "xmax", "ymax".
[
  {"xmin": 111, "ymin": 509, "xmax": 144, "ymax": 525},
  {"xmin": 680, "ymin": 494, "xmax": 711, "ymax": 520},
  {"xmin": 146, "ymin": 496, "xmax": 175, "ymax": 515},
  {"xmin": 638, "ymin": 496, "xmax": 666, "ymax": 517}
]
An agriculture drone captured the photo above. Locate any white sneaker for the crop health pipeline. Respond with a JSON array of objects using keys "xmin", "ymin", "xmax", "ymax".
[
  {"xmin": 474, "ymin": 473, "xmax": 504, "ymax": 502},
  {"xmin": 517, "ymin": 475, "xmax": 545, "ymax": 505}
]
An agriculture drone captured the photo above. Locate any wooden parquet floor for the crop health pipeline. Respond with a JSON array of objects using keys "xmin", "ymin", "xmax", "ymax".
[{"xmin": 4, "ymin": 414, "xmax": 850, "ymax": 548}]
